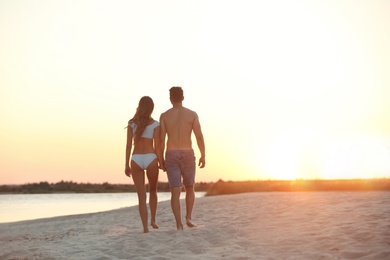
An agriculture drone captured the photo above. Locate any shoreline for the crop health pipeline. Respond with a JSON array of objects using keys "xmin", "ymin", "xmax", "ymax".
[
  {"xmin": 0, "ymin": 192, "xmax": 206, "ymax": 224},
  {"xmin": 1, "ymin": 191, "xmax": 390, "ymax": 259},
  {"xmin": 2, "ymin": 190, "xmax": 389, "ymax": 225}
]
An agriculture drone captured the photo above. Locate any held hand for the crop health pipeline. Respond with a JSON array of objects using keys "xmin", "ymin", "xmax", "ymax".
[
  {"xmin": 125, "ymin": 166, "xmax": 132, "ymax": 177},
  {"xmin": 159, "ymin": 160, "xmax": 166, "ymax": 172},
  {"xmin": 198, "ymin": 156, "xmax": 206, "ymax": 168}
]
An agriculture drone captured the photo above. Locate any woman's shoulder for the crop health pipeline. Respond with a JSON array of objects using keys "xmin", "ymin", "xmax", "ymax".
[
  {"xmin": 128, "ymin": 119, "xmax": 136, "ymax": 127},
  {"xmin": 143, "ymin": 119, "xmax": 159, "ymax": 128}
]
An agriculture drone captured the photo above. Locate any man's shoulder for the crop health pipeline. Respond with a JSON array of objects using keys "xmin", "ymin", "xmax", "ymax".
[
  {"xmin": 182, "ymin": 107, "xmax": 197, "ymax": 116},
  {"xmin": 160, "ymin": 107, "xmax": 197, "ymax": 118},
  {"xmin": 160, "ymin": 109, "xmax": 171, "ymax": 118}
]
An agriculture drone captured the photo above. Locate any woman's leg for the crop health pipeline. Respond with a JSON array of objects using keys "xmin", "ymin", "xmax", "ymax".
[
  {"xmin": 131, "ymin": 161, "xmax": 149, "ymax": 233},
  {"xmin": 146, "ymin": 159, "xmax": 159, "ymax": 229}
]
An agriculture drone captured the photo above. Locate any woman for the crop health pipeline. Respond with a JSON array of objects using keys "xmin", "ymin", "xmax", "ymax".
[{"xmin": 125, "ymin": 96, "xmax": 165, "ymax": 233}]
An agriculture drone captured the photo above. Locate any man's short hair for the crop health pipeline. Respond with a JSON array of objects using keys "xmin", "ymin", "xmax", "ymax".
[{"xmin": 170, "ymin": 86, "xmax": 184, "ymax": 102}]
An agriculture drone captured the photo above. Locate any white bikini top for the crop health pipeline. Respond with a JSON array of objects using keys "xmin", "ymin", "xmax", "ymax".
[{"xmin": 129, "ymin": 120, "xmax": 159, "ymax": 139}]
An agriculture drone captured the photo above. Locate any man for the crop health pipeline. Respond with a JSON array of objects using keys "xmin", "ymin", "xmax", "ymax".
[{"xmin": 160, "ymin": 86, "xmax": 206, "ymax": 230}]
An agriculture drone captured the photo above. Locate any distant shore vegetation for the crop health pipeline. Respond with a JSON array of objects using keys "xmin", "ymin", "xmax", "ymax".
[
  {"xmin": 1, "ymin": 179, "xmax": 389, "ymax": 195},
  {"xmin": 205, "ymin": 178, "xmax": 390, "ymax": 196},
  {"xmin": 0, "ymin": 181, "xmax": 211, "ymax": 194}
]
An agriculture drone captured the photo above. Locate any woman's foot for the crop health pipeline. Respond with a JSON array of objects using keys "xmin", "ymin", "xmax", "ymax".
[
  {"xmin": 186, "ymin": 219, "xmax": 197, "ymax": 228},
  {"xmin": 177, "ymin": 223, "xmax": 184, "ymax": 230},
  {"xmin": 151, "ymin": 221, "xmax": 159, "ymax": 229}
]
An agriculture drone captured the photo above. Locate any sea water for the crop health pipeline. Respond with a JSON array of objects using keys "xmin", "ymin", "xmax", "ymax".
[{"xmin": 0, "ymin": 192, "xmax": 206, "ymax": 223}]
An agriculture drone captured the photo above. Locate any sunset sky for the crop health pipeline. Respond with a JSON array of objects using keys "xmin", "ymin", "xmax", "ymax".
[{"xmin": 1, "ymin": 0, "xmax": 390, "ymax": 185}]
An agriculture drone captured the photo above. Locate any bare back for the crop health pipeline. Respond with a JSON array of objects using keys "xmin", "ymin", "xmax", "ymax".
[{"xmin": 160, "ymin": 106, "xmax": 202, "ymax": 150}]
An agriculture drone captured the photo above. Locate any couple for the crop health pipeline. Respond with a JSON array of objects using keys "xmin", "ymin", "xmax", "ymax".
[{"xmin": 125, "ymin": 86, "xmax": 206, "ymax": 233}]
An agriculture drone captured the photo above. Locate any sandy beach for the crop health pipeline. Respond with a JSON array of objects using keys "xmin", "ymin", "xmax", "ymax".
[{"xmin": 1, "ymin": 191, "xmax": 390, "ymax": 260}]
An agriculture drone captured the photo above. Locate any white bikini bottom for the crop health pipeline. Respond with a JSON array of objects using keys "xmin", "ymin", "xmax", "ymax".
[{"xmin": 131, "ymin": 153, "xmax": 157, "ymax": 170}]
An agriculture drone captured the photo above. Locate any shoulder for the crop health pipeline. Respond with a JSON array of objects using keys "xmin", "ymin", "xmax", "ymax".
[
  {"xmin": 161, "ymin": 108, "xmax": 174, "ymax": 114},
  {"xmin": 183, "ymin": 106, "xmax": 195, "ymax": 113},
  {"xmin": 183, "ymin": 107, "xmax": 198, "ymax": 118},
  {"xmin": 159, "ymin": 110, "xmax": 166, "ymax": 118},
  {"xmin": 147, "ymin": 120, "xmax": 160, "ymax": 130},
  {"xmin": 128, "ymin": 120, "xmax": 137, "ymax": 129},
  {"xmin": 159, "ymin": 109, "xmax": 172, "ymax": 120}
]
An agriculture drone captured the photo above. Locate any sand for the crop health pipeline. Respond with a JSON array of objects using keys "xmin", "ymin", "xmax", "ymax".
[{"xmin": 1, "ymin": 191, "xmax": 390, "ymax": 260}]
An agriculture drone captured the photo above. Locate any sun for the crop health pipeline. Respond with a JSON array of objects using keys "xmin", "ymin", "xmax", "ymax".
[
  {"xmin": 257, "ymin": 127, "xmax": 320, "ymax": 180},
  {"xmin": 257, "ymin": 129, "xmax": 390, "ymax": 180}
]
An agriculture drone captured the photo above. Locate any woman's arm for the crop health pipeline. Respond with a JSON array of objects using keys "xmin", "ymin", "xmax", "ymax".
[
  {"xmin": 154, "ymin": 125, "xmax": 165, "ymax": 171},
  {"xmin": 125, "ymin": 125, "xmax": 133, "ymax": 177}
]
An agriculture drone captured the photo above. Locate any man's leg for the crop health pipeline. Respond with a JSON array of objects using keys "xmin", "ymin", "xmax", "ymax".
[
  {"xmin": 185, "ymin": 185, "xmax": 197, "ymax": 227},
  {"xmin": 171, "ymin": 187, "xmax": 183, "ymax": 230}
]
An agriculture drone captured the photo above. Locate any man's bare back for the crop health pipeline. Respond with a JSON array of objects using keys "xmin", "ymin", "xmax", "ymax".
[{"xmin": 160, "ymin": 106, "xmax": 204, "ymax": 153}]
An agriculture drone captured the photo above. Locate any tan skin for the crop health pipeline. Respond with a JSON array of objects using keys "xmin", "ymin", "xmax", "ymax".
[
  {"xmin": 160, "ymin": 98, "xmax": 205, "ymax": 230},
  {"xmin": 125, "ymin": 117, "xmax": 165, "ymax": 233}
]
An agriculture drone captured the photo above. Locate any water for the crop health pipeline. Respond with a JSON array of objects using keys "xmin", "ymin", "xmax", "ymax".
[{"xmin": 0, "ymin": 192, "xmax": 206, "ymax": 223}]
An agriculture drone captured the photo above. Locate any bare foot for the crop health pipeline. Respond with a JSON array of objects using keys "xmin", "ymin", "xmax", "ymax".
[
  {"xmin": 177, "ymin": 223, "xmax": 184, "ymax": 230},
  {"xmin": 143, "ymin": 228, "xmax": 150, "ymax": 233},
  {"xmin": 186, "ymin": 219, "xmax": 197, "ymax": 228},
  {"xmin": 151, "ymin": 222, "xmax": 159, "ymax": 229}
]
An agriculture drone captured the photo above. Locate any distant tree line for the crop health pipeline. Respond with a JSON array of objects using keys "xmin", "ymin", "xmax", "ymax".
[
  {"xmin": 0, "ymin": 180, "xmax": 212, "ymax": 194},
  {"xmin": 3, "ymin": 179, "xmax": 389, "ymax": 195},
  {"xmin": 205, "ymin": 178, "xmax": 390, "ymax": 196}
]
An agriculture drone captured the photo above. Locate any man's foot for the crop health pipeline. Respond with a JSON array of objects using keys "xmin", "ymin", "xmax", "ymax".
[
  {"xmin": 151, "ymin": 222, "xmax": 159, "ymax": 229},
  {"xmin": 143, "ymin": 228, "xmax": 150, "ymax": 233},
  {"xmin": 186, "ymin": 219, "xmax": 197, "ymax": 228}
]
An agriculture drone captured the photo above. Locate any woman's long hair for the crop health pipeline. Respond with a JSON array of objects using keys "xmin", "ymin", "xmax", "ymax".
[{"xmin": 129, "ymin": 96, "xmax": 154, "ymax": 142}]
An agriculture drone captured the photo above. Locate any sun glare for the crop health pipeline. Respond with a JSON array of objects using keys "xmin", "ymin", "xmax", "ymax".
[
  {"xmin": 258, "ymin": 127, "xmax": 318, "ymax": 180},
  {"xmin": 258, "ymin": 129, "xmax": 390, "ymax": 180},
  {"xmin": 318, "ymin": 136, "xmax": 390, "ymax": 179}
]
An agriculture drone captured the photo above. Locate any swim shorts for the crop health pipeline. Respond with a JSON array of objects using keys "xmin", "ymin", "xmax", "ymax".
[{"xmin": 165, "ymin": 149, "xmax": 196, "ymax": 188}]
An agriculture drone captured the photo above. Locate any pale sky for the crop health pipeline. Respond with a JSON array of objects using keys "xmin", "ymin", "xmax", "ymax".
[{"xmin": 1, "ymin": 0, "xmax": 390, "ymax": 184}]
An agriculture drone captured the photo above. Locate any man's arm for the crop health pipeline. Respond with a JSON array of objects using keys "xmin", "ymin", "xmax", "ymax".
[{"xmin": 192, "ymin": 113, "xmax": 205, "ymax": 168}]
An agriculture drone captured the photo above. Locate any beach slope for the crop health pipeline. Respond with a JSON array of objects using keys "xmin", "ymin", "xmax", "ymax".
[{"xmin": 1, "ymin": 192, "xmax": 389, "ymax": 259}]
